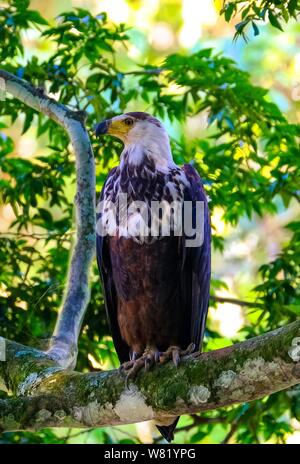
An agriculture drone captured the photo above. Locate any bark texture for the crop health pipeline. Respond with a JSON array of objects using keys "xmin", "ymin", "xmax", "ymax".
[
  {"xmin": 0, "ymin": 70, "xmax": 95, "ymax": 369},
  {"xmin": 0, "ymin": 321, "xmax": 300, "ymax": 431}
]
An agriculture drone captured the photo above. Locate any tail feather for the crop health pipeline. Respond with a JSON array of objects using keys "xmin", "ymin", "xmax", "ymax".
[{"xmin": 156, "ymin": 417, "xmax": 180, "ymax": 442}]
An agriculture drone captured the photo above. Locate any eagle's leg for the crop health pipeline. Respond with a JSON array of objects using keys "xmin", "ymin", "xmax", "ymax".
[
  {"xmin": 120, "ymin": 346, "xmax": 161, "ymax": 383},
  {"xmin": 159, "ymin": 343, "xmax": 195, "ymax": 367}
]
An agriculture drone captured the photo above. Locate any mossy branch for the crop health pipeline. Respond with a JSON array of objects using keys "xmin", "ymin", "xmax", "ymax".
[{"xmin": 0, "ymin": 320, "xmax": 300, "ymax": 431}]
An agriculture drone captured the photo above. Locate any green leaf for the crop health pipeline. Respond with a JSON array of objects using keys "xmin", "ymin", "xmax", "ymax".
[
  {"xmin": 281, "ymin": 7, "xmax": 290, "ymax": 23},
  {"xmin": 235, "ymin": 20, "xmax": 248, "ymax": 33},
  {"xmin": 294, "ymin": 398, "xmax": 300, "ymax": 422},
  {"xmin": 38, "ymin": 208, "xmax": 53, "ymax": 225},
  {"xmin": 22, "ymin": 111, "xmax": 34, "ymax": 134},
  {"xmin": 268, "ymin": 10, "xmax": 284, "ymax": 31},
  {"xmin": 285, "ymin": 305, "xmax": 300, "ymax": 315},
  {"xmin": 252, "ymin": 21, "xmax": 259, "ymax": 36},
  {"xmin": 25, "ymin": 10, "xmax": 49, "ymax": 26},
  {"xmin": 224, "ymin": 3, "xmax": 235, "ymax": 22},
  {"xmin": 190, "ymin": 430, "xmax": 207, "ymax": 443},
  {"xmin": 288, "ymin": 0, "xmax": 298, "ymax": 16},
  {"xmin": 13, "ymin": 0, "xmax": 30, "ymax": 11}
]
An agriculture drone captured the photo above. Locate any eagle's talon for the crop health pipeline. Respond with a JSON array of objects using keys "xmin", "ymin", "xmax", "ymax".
[
  {"xmin": 120, "ymin": 347, "xmax": 161, "ymax": 384},
  {"xmin": 184, "ymin": 342, "xmax": 196, "ymax": 355},
  {"xmin": 159, "ymin": 343, "xmax": 196, "ymax": 367},
  {"xmin": 154, "ymin": 351, "xmax": 161, "ymax": 363},
  {"xmin": 144, "ymin": 359, "xmax": 150, "ymax": 371},
  {"xmin": 172, "ymin": 351, "xmax": 180, "ymax": 367},
  {"xmin": 119, "ymin": 359, "xmax": 134, "ymax": 373},
  {"xmin": 120, "ymin": 343, "xmax": 195, "ymax": 386}
]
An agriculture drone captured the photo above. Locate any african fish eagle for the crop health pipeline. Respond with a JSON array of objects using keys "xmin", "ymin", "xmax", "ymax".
[{"xmin": 95, "ymin": 112, "xmax": 211, "ymax": 442}]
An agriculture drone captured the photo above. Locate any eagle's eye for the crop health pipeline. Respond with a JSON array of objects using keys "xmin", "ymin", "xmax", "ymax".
[{"xmin": 124, "ymin": 118, "xmax": 134, "ymax": 126}]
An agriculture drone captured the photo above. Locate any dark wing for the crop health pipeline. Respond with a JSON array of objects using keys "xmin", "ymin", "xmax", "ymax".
[
  {"xmin": 181, "ymin": 163, "xmax": 211, "ymax": 351},
  {"xmin": 96, "ymin": 169, "xmax": 130, "ymax": 363}
]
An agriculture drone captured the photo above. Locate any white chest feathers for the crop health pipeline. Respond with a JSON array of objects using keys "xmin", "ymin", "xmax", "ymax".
[{"xmin": 97, "ymin": 163, "xmax": 190, "ymax": 244}]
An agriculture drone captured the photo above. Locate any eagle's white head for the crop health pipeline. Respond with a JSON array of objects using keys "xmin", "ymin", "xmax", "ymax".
[{"xmin": 96, "ymin": 112, "xmax": 175, "ymax": 171}]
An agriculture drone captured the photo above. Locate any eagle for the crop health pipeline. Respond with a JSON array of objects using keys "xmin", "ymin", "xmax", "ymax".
[{"xmin": 95, "ymin": 112, "xmax": 211, "ymax": 442}]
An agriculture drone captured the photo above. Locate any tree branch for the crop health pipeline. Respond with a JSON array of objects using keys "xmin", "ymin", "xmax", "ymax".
[
  {"xmin": 0, "ymin": 320, "xmax": 300, "ymax": 431},
  {"xmin": 0, "ymin": 70, "xmax": 96, "ymax": 368},
  {"xmin": 210, "ymin": 295, "xmax": 263, "ymax": 308}
]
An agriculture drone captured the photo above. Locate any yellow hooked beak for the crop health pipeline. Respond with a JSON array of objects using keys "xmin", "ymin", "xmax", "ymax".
[{"xmin": 95, "ymin": 118, "xmax": 132, "ymax": 139}]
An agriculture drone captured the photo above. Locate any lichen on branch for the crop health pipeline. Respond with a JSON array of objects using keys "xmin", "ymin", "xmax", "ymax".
[{"xmin": 0, "ymin": 320, "xmax": 300, "ymax": 431}]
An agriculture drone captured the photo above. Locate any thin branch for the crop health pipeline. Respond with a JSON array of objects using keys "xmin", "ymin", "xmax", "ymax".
[
  {"xmin": 175, "ymin": 414, "xmax": 226, "ymax": 434},
  {"xmin": 110, "ymin": 426, "xmax": 143, "ymax": 444},
  {"xmin": 0, "ymin": 69, "xmax": 96, "ymax": 369},
  {"xmin": 210, "ymin": 295, "xmax": 264, "ymax": 308},
  {"xmin": 123, "ymin": 68, "xmax": 163, "ymax": 76},
  {"xmin": 0, "ymin": 231, "xmax": 75, "ymax": 239},
  {"xmin": 191, "ymin": 414, "xmax": 226, "ymax": 425},
  {"xmin": 222, "ymin": 418, "xmax": 240, "ymax": 444}
]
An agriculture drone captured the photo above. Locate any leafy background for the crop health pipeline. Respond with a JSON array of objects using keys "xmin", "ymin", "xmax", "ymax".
[{"xmin": 0, "ymin": 0, "xmax": 299, "ymax": 444}]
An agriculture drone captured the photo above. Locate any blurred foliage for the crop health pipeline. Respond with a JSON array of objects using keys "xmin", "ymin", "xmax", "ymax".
[
  {"xmin": 219, "ymin": 0, "xmax": 300, "ymax": 39},
  {"xmin": 0, "ymin": 0, "xmax": 300, "ymax": 445}
]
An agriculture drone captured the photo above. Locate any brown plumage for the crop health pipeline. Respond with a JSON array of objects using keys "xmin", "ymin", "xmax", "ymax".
[
  {"xmin": 108, "ymin": 235, "xmax": 187, "ymax": 355},
  {"xmin": 96, "ymin": 112, "xmax": 211, "ymax": 442}
]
